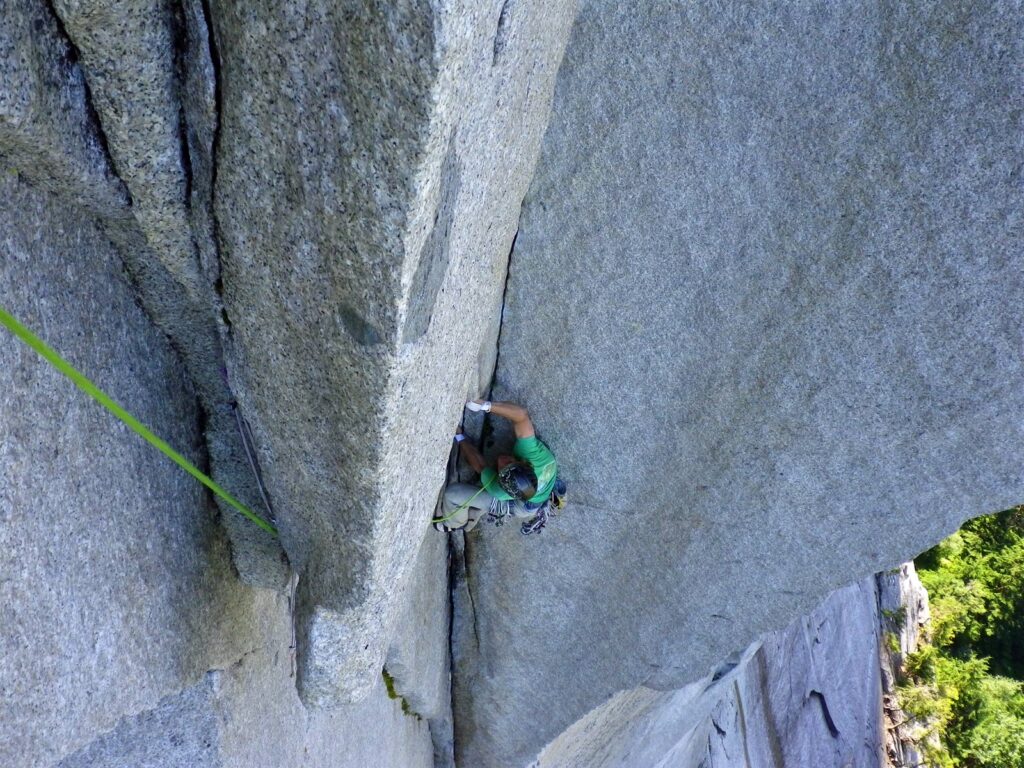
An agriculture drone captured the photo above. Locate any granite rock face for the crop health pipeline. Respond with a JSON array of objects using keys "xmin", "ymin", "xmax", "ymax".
[
  {"xmin": 387, "ymin": 529, "xmax": 451, "ymax": 721},
  {"xmin": 0, "ymin": 0, "xmax": 126, "ymax": 211},
  {"xmin": 50, "ymin": 0, "xmax": 196, "ymax": 291},
  {"xmin": 535, "ymin": 578, "xmax": 883, "ymax": 768},
  {"xmin": 0, "ymin": 169, "xmax": 441, "ymax": 768},
  {"xmin": 4, "ymin": 0, "xmax": 578, "ymax": 706},
  {"xmin": 2, "ymin": 0, "xmax": 287, "ymax": 588},
  {"xmin": 0, "ymin": 173, "xmax": 259, "ymax": 767},
  {"xmin": 209, "ymin": 0, "xmax": 578, "ymax": 705},
  {"xmin": 56, "ymin": 588, "xmax": 435, "ymax": 768},
  {"xmin": 454, "ymin": 1, "xmax": 1024, "ymax": 764},
  {"xmin": 387, "ymin": 527, "xmax": 455, "ymax": 764},
  {"xmin": 6, "ymin": 0, "xmax": 1023, "ymax": 764},
  {"xmin": 703, "ymin": 579, "xmax": 883, "ymax": 768}
]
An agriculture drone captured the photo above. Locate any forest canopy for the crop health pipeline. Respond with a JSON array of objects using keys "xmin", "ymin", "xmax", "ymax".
[{"xmin": 904, "ymin": 506, "xmax": 1024, "ymax": 768}]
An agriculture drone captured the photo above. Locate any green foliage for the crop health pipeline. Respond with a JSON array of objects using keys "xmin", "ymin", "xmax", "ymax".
[
  {"xmin": 965, "ymin": 677, "xmax": 1024, "ymax": 768},
  {"xmin": 381, "ymin": 667, "xmax": 422, "ymax": 721},
  {"xmin": 903, "ymin": 506, "xmax": 1024, "ymax": 767},
  {"xmin": 382, "ymin": 667, "xmax": 399, "ymax": 700},
  {"xmin": 883, "ymin": 605, "xmax": 908, "ymax": 632},
  {"xmin": 885, "ymin": 629, "xmax": 902, "ymax": 655}
]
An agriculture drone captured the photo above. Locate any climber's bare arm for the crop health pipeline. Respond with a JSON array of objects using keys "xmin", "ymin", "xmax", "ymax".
[
  {"xmin": 478, "ymin": 401, "xmax": 535, "ymax": 439},
  {"xmin": 459, "ymin": 438, "xmax": 487, "ymax": 473}
]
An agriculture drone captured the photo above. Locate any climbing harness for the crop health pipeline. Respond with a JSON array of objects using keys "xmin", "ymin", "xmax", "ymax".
[
  {"xmin": 519, "ymin": 477, "xmax": 567, "ymax": 535},
  {"xmin": 488, "ymin": 476, "xmax": 568, "ymax": 535},
  {"xmin": 0, "ymin": 305, "xmax": 278, "ymax": 536}
]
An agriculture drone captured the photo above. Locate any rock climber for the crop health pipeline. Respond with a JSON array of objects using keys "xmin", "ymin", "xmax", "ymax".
[{"xmin": 433, "ymin": 399, "xmax": 564, "ymax": 535}]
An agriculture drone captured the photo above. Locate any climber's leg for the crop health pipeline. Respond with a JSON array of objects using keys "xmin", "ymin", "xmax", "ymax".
[{"xmin": 434, "ymin": 483, "xmax": 491, "ymax": 532}]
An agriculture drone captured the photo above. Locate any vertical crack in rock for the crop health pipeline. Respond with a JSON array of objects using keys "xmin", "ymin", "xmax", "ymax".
[
  {"xmin": 181, "ymin": 0, "xmax": 283, "ymax": 544},
  {"xmin": 402, "ymin": 132, "xmax": 462, "ymax": 344},
  {"xmin": 447, "ymin": 222, "xmax": 522, "ymax": 763},
  {"xmin": 169, "ymin": 4, "xmax": 193, "ymax": 212},
  {"xmin": 40, "ymin": 0, "xmax": 288, "ymax": 588},
  {"xmin": 234, "ymin": 405, "xmax": 277, "ymax": 525},
  {"xmin": 492, "ymin": 0, "xmax": 514, "ymax": 66},
  {"xmin": 484, "ymin": 228, "xmax": 518, "ymax": 403},
  {"xmin": 445, "ymin": 536, "xmax": 458, "ymax": 736},
  {"xmin": 196, "ymin": 0, "xmax": 577, "ymax": 707},
  {"xmin": 177, "ymin": 105, "xmax": 193, "ymax": 209},
  {"xmin": 196, "ymin": 0, "xmax": 224, "ymax": 297},
  {"xmin": 733, "ymin": 680, "xmax": 754, "ymax": 768},
  {"xmin": 40, "ymin": 0, "xmax": 128, "ymax": 202},
  {"xmin": 755, "ymin": 650, "xmax": 785, "ymax": 768},
  {"xmin": 462, "ymin": 535, "xmax": 482, "ymax": 652}
]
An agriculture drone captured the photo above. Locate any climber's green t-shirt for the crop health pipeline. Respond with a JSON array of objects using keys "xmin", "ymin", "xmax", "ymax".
[{"xmin": 481, "ymin": 436, "xmax": 557, "ymax": 504}]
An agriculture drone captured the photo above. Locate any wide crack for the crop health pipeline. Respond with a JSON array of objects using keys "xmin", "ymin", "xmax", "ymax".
[
  {"xmin": 446, "ymin": 224, "xmax": 521, "ymax": 766},
  {"xmin": 42, "ymin": 0, "xmax": 130, "ymax": 204}
]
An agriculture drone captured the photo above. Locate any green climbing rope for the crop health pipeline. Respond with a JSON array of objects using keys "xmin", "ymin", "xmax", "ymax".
[{"xmin": 0, "ymin": 305, "xmax": 277, "ymax": 536}]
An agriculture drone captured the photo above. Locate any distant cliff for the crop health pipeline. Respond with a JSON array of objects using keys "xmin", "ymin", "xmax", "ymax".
[{"xmin": 529, "ymin": 566, "xmax": 931, "ymax": 768}]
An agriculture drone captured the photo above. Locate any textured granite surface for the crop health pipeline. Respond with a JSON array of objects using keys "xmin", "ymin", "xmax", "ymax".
[
  {"xmin": 0, "ymin": 0, "xmax": 126, "ymax": 211},
  {"xmin": 56, "ymin": 587, "xmax": 435, "ymax": 768},
  {"xmin": 535, "ymin": 578, "xmax": 882, "ymax": 768},
  {"xmin": 5, "ymin": 0, "xmax": 287, "ymax": 588},
  {"xmin": 210, "ymin": 0, "xmax": 578, "ymax": 704},
  {"xmin": 387, "ymin": 527, "xmax": 454, "ymax": 764},
  {"xmin": 0, "ymin": 172, "xmax": 442, "ymax": 766},
  {"xmin": 7, "ymin": 0, "xmax": 1021, "ymax": 764},
  {"xmin": 50, "ymin": 0, "xmax": 196, "ymax": 291},
  {"xmin": 0, "ymin": 173, "xmax": 262, "ymax": 768},
  {"xmin": 454, "ymin": 1, "xmax": 1024, "ymax": 764}
]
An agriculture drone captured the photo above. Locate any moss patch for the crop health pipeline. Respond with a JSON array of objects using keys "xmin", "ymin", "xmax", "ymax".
[{"xmin": 381, "ymin": 667, "xmax": 423, "ymax": 721}]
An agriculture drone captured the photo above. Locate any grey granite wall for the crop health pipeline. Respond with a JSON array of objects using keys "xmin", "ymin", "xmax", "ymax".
[
  {"xmin": 0, "ymin": 171, "xmax": 438, "ymax": 768},
  {"xmin": 5, "ymin": 0, "xmax": 1022, "ymax": 764},
  {"xmin": 208, "ymin": 0, "xmax": 578, "ymax": 705},
  {"xmin": 2, "ymin": 0, "xmax": 287, "ymax": 589},
  {"xmin": 3, "ymin": 0, "xmax": 578, "ymax": 708},
  {"xmin": 453, "ymin": 1, "xmax": 1024, "ymax": 764},
  {"xmin": 0, "ymin": 171, "xmax": 246, "ymax": 766}
]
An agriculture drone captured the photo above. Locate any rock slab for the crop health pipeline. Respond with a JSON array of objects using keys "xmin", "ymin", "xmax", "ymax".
[
  {"xmin": 454, "ymin": 1, "xmax": 1024, "ymax": 764},
  {"xmin": 0, "ymin": 170, "xmax": 443, "ymax": 766},
  {"xmin": 3, "ymin": 0, "xmax": 287, "ymax": 588},
  {"xmin": 210, "ymin": 0, "xmax": 578, "ymax": 704},
  {"xmin": 535, "ymin": 578, "xmax": 883, "ymax": 768},
  {"xmin": 0, "ymin": 173, "xmax": 259, "ymax": 767},
  {"xmin": 56, "ymin": 588, "xmax": 435, "ymax": 768}
]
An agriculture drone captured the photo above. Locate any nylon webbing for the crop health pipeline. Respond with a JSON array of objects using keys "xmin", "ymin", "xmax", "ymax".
[{"xmin": 0, "ymin": 305, "xmax": 277, "ymax": 536}]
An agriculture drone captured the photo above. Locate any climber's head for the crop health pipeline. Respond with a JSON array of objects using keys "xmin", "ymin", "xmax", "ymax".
[{"xmin": 497, "ymin": 460, "xmax": 537, "ymax": 501}]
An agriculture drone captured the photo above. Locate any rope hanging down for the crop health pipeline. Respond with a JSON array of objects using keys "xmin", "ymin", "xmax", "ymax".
[{"xmin": 0, "ymin": 306, "xmax": 277, "ymax": 536}]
